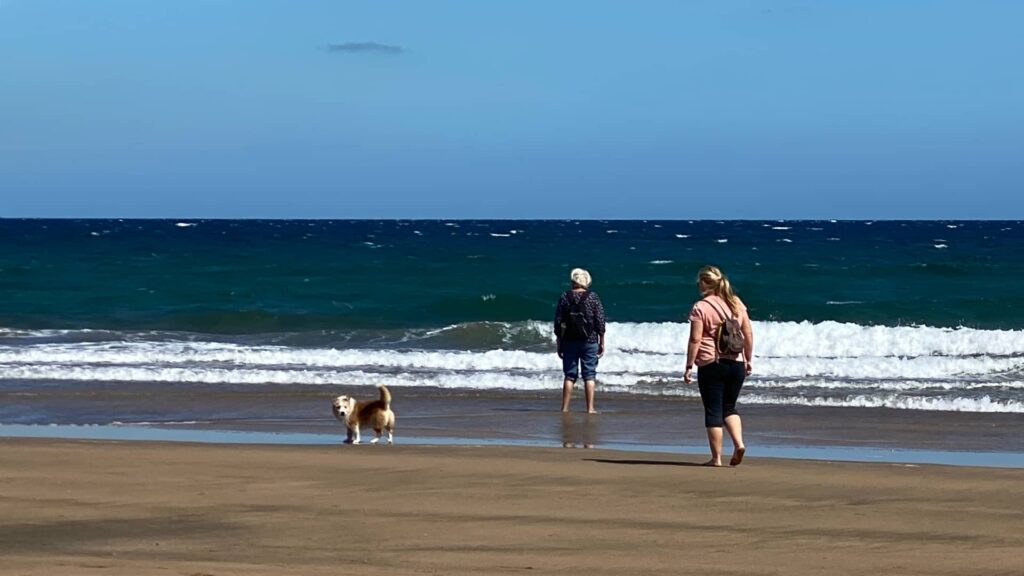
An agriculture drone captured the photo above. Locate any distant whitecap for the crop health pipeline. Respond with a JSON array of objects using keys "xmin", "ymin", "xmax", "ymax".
[
  {"xmin": 489, "ymin": 233, "xmax": 511, "ymax": 238},
  {"xmin": 715, "ymin": 239, "xmax": 728, "ymax": 243},
  {"xmin": 934, "ymin": 244, "xmax": 948, "ymax": 249},
  {"xmin": 606, "ymin": 230, "xmax": 618, "ymax": 234},
  {"xmin": 778, "ymin": 238, "xmax": 794, "ymax": 243},
  {"xmin": 175, "ymin": 222, "xmax": 196, "ymax": 228},
  {"xmin": 675, "ymin": 234, "xmax": 690, "ymax": 239},
  {"xmin": 771, "ymin": 226, "xmax": 791, "ymax": 231},
  {"xmin": 481, "ymin": 294, "xmax": 496, "ymax": 301},
  {"xmin": 649, "ymin": 260, "xmax": 673, "ymax": 265}
]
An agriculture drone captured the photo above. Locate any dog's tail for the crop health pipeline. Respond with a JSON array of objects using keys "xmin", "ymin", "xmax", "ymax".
[{"xmin": 377, "ymin": 384, "xmax": 391, "ymax": 408}]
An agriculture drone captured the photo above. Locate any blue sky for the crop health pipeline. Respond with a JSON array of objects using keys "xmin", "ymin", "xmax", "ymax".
[{"xmin": 2, "ymin": 1, "xmax": 1022, "ymax": 218}]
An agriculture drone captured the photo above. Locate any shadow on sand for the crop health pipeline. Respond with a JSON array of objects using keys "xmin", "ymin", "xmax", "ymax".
[{"xmin": 583, "ymin": 458, "xmax": 705, "ymax": 467}]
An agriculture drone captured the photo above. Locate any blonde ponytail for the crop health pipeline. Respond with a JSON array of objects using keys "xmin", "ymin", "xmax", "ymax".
[{"xmin": 697, "ymin": 265, "xmax": 740, "ymax": 315}]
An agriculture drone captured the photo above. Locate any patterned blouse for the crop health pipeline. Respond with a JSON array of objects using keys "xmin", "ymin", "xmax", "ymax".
[{"xmin": 553, "ymin": 290, "xmax": 607, "ymax": 343}]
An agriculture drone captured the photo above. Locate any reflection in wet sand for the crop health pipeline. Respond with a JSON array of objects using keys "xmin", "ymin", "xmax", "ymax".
[{"xmin": 560, "ymin": 412, "xmax": 600, "ymax": 449}]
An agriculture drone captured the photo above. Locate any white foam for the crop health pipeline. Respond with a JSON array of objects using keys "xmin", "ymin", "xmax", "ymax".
[
  {"xmin": 606, "ymin": 320, "xmax": 1024, "ymax": 358},
  {"xmin": 649, "ymin": 260, "xmax": 673, "ymax": 265},
  {"xmin": 743, "ymin": 394, "xmax": 1023, "ymax": 413},
  {"xmin": 1, "ymin": 332, "xmax": 1021, "ymax": 382},
  {"xmin": 3, "ymin": 320, "xmax": 1023, "ymax": 413}
]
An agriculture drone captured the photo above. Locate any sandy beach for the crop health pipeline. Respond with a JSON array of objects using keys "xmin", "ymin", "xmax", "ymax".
[{"xmin": 2, "ymin": 439, "xmax": 1021, "ymax": 576}]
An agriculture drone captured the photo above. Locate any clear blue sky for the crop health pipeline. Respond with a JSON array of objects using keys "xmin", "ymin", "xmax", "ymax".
[{"xmin": 2, "ymin": 1, "xmax": 1022, "ymax": 219}]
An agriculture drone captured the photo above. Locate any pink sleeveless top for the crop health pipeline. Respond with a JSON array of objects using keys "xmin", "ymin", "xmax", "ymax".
[{"xmin": 688, "ymin": 294, "xmax": 748, "ymax": 367}]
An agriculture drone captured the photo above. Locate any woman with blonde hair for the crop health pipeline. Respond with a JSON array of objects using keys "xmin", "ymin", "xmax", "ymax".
[
  {"xmin": 554, "ymin": 267, "xmax": 606, "ymax": 413},
  {"xmin": 684, "ymin": 265, "xmax": 754, "ymax": 466}
]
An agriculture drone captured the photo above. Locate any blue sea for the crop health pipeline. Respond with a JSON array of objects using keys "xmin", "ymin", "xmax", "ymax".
[{"xmin": 1, "ymin": 219, "xmax": 1022, "ymax": 462}]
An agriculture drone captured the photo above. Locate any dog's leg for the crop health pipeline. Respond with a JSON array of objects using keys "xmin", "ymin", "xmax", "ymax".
[
  {"xmin": 351, "ymin": 424, "xmax": 361, "ymax": 445},
  {"xmin": 344, "ymin": 428, "xmax": 355, "ymax": 444},
  {"xmin": 386, "ymin": 428, "xmax": 393, "ymax": 445},
  {"xmin": 371, "ymin": 427, "xmax": 381, "ymax": 444}
]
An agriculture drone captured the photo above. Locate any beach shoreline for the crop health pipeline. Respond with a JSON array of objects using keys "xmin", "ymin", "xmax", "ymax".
[
  {"xmin": 2, "ymin": 438, "xmax": 1021, "ymax": 576},
  {"xmin": 3, "ymin": 383, "xmax": 1021, "ymax": 468}
]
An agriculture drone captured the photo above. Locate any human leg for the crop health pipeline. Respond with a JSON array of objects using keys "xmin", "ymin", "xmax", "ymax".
[
  {"xmin": 721, "ymin": 360, "xmax": 746, "ymax": 465},
  {"xmin": 561, "ymin": 378, "xmax": 575, "ymax": 412},
  {"xmin": 561, "ymin": 341, "xmax": 583, "ymax": 412},
  {"xmin": 697, "ymin": 363, "xmax": 725, "ymax": 466},
  {"xmin": 724, "ymin": 415, "xmax": 744, "ymax": 465},
  {"xmin": 580, "ymin": 341, "xmax": 600, "ymax": 413},
  {"xmin": 704, "ymin": 426, "xmax": 723, "ymax": 466}
]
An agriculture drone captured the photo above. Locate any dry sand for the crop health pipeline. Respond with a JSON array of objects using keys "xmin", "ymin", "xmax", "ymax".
[{"xmin": 1, "ymin": 439, "xmax": 1021, "ymax": 576}]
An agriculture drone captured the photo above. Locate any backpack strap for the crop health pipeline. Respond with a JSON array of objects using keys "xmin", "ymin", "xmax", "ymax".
[
  {"xmin": 563, "ymin": 290, "xmax": 590, "ymax": 313},
  {"xmin": 577, "ymin": 290, "xmax": 592, "ymax": 308},
  {"xmin": 704, "ymin": 296, "xmax": 733, "ymax": 323},
  {"xmin": 703, "ymin": 296, "xmax": 734, "ymax": 363}
]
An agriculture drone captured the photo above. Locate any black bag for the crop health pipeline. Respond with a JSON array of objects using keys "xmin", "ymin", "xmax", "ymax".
[
  {"xmin": 560, "ymin": 291, "xmax": 592, "ymax": 340},
  {"xmin": 706, "ymin": 298, "xmax": 744, "ymax": 355}
]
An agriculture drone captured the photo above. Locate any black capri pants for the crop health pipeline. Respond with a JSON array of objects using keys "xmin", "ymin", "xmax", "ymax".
[{"xmin": 697, "ymin": 359, "xmax": 746, "ymax": 428}]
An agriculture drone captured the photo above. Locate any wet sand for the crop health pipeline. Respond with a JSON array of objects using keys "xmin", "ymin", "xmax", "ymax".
[
  {"xmin": 4, "ymin": 383, "xmax": 1023, "ymax": 459},
  {"xmin": 2, "ymin": 438, "xmax": 1022, "ymax": 575}
]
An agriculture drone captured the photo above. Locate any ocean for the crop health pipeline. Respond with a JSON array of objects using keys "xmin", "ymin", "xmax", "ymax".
[{"xmin": 1, "ymin": 219, "xmax": 1022, "ymax": 462}]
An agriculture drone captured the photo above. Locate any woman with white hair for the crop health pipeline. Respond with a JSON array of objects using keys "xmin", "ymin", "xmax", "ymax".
[
  {"xmin": 554, "ymin": 267, "xmax": 606, "ymax": 413},
  {"xmin": 684, "ymin": 265, "xmax": 754, "ymax": 466}
]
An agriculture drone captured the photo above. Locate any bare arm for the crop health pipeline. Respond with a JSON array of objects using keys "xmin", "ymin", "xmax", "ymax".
[
  {"xmin": 684, "ymin": 320, "xmax": 703, "ymax": 383},
  {"xmin": 742, "ymin": 311, "xmax": 754, "ymax": 375}
]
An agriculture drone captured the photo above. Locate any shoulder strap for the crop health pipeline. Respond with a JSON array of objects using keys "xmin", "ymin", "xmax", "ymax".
[
  {"xmin": 704, "ymin": 296, "xmax": 732, "ymax": 322},
  {"xmin": 570, "ymin": 290, "xmax": 591, "ymax": 309}
]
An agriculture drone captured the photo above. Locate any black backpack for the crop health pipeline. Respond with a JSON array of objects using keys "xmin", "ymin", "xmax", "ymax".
[
  {"xmin": 560, "ymin": 291, "xmax": 592, "ymax": 340},
  {"xmin": 706, "ymin": 298, "xmax": 744, "ymax": 356}
]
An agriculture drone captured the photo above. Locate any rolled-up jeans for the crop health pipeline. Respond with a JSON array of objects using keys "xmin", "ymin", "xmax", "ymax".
[{"xmin": 561, "ymin": 340, "xmax": 599, "ymax": 382}]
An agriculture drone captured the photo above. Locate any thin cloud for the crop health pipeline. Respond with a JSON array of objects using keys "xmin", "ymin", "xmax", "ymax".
[{"xmin": 324, "ymin": 42, "xmax": 405, "ymax": 55}]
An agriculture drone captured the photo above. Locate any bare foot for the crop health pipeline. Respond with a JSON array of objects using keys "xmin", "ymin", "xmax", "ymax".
[
  {"xmin": 702, "ymin": 459, "xmax": 722, "ymax": 467},
  {"xmin": 586, "ymin": 410, "xmax": 599, "ymax": 414},
  {"xmin": 730, "ymin": 447, "xmax": 745, "ymax": 466}
]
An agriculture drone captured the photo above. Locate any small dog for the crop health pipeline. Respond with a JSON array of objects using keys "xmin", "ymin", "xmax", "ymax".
[{"xmin": 331, "ymin": 384, "xmax": 395, "ymax": 445}]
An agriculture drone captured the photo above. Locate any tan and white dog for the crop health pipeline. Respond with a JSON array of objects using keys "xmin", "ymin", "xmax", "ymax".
[{"xmin": 331, "ymin": 384, "xmax": 395, "ymax": 445}]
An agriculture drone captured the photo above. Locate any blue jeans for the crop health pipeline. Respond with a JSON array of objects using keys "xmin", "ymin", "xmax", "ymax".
[{"xmin": 561, "ymin": 340, "xmax": 599, "ymax": 382}]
